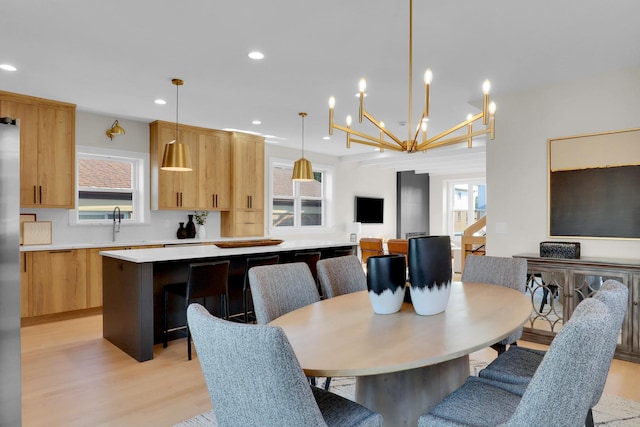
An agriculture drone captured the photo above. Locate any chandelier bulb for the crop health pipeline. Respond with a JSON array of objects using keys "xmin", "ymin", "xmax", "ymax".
[
  {"xmin": 380, "ymin": 121, "xmax": 385, "ymax": 128},
  {"xmin": 346, "ymin": 115, "xmax": 353, "ymax": 126},
  {"xmin": 466, "ymin": 113, "xmax": 473, "ymax": 121},
  {"xmin": 329, "ymin": 96, "xmax": 335, "ymax": 109},
  {"xmin": 483, "ymin": 79, "xmax": 491, "ymax": 95},
  {"xmin": 359, "ymin": 78, "xmax": 367, "ymax": 93},
  {"xmin": 424, "ymin": 69, "xmax": 433, "ymax": 85},
  {"xmin": 489, "ymin": 102, "xmax": 497, "ymax": 114}
]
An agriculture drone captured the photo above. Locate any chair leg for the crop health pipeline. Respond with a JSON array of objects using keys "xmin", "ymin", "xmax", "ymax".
[
  {"xmin": 324, "ymin": 377, "xmax": 332, "ymax": 391},
  {"xmin": 243, "ymin": 290, "xmax": 248, "ymax": 323},
  {"xmin": 187, "ymin": 326, "xmax": 192, "ymax": 360},
  {"xmin": 585, "ymin": 408, "xmax": 594, "ymax": 427},
  {"xmin": 163, "ymin": 287, "xmax": 169, "ymax": 348},
  {"xmin": 490, "ymin": 343, "xmax": 507, "ymax": 355},
  {"xmin": 540, "ymin": 285, "xmax": 549, "ymax": 312}
]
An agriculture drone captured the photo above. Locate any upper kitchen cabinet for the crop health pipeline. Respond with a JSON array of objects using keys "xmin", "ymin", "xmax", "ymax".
[
  {"xmin": 150, "ymin": 120, "xmax": 232, "ymax": 210},
  {"xmin": 220, "ymin": 132, "xmax": 265, "ymax": 237},
  {"xmin": 198, "ymin": 130, "xmax": 231, "ymax": 210},
  {"xmin": 0, "ymin": 91, "xmax": 76, "ymax": 208}
]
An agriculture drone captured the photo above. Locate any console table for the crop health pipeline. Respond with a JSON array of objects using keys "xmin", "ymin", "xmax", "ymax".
[{"xmin": 514, "ymin": 253, "xmax": 640, "ymax": 363}]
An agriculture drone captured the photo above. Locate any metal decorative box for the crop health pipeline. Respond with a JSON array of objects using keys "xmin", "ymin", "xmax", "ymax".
[{"xmin": 539, "ymin": 241, "xmax": 580, "ymax": 259}]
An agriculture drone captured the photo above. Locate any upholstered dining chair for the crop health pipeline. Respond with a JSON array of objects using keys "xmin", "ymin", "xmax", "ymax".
[
  {"xmin": 461, "ymin": 255, "xmax": 528, "ymax": 354},
  {"xmin": 242, "ymin": 254, "xmax": 280, "ymax": 323},
  {"xmin": 187, "ymin": 304, "xmax": 383, "ymax": 427},
  {"xmin": 317, "ymin": 255, "xmax": 367, "ymax": 299},
  {"xmin": 162, "ymin": 260, "xmax": 230, "ymax": 360},
  {"xmin": 417, "ymin": 297, "xmax": 618, "ymax": 426},
  {"xmin": 248, "ymin": 262, "xmax": 320, "ymax": 325},
  {"xmin": 359, "ymin": 238, "xmax": 384, "ymax": 265},
  {"xmin": 477, "ymin": 279, "xmax": 628, "ymax": 427}
]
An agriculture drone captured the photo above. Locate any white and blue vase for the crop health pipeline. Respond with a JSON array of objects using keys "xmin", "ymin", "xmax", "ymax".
[
  {"xmin": 366, "ymin": 254, "xmax": 407, "ymax": 314},
  {"xmin": 408, "ymin": 235, "xmax": 452, "ymax": 316}
]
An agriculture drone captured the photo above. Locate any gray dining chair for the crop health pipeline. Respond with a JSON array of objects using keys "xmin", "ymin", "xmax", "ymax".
[
  {"xmin": 461, "ymin": 255, "xmax": 528, "ymax": 354},
  {"xmin": 417, "ymin": 296, "xmax": 618, "ymax": 426},
  {"xmin": 187, "ymin": 303, "xmax": 383, "ymax": 427},
  {"xmin": 248, "ymin": 262, "xmax": 321, "ymax": 325},
  {"xmin": 317, "ymin": 255, "xmax": 367, "ymax": 299},
  {"xmin": 477, "ymin": 279, "xmax": 628, "ymax": 427}
]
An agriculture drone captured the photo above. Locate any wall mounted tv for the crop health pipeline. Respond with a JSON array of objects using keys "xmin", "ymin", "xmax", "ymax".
[{"xmin": 355, "ymin": 196, "xmax": 384, "ymax": 224}]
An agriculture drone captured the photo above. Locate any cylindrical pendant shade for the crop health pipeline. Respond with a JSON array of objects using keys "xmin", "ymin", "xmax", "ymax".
[
  {"xmin": 292, "ymin": 157, "xmax": 313, "ymax": 181},
  {"xmin": 161, "ymin": 141, "xmax": 192, "ymax": 171}
]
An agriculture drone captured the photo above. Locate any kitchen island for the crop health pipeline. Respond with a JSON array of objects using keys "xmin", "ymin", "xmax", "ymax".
[{"xmin": 100, "ymin": 240, "xmax": 356, "ymax": 362}]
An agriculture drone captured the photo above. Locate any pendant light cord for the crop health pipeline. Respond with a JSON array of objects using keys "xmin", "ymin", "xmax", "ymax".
[
  {"xmin": 301, "ymin": 114, "xmax": 305, "ymax": 158},
  {"xmin": 175, "ymin": 82, "xmax": 179, "ymax": 141}
]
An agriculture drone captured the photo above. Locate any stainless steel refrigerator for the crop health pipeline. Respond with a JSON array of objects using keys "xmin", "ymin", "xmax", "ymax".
[{"xmin": 0, "ymin": 117, "xmax": 21, "ymax": 426}]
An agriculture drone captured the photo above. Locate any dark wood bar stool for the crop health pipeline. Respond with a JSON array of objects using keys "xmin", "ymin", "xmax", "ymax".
[
  {"xmin": 163, "ymin": 260, "xmax": 230, "ymax": 360},
  {"xmin": 243, "ymin": 254, "xmax": 280, "ymax": 323}
]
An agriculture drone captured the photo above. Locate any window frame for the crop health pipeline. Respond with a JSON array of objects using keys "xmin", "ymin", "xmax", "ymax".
[
  {"xmin": 268, "ymin": 158, "xmax": 334, "ymax": 235},
  {"xmin": 69, "ymin": 146, "xmax": 150, "ymax": 225},
  {"xmin": 446, "ymin": 178, "xmax": 486, "ymax": 242}
]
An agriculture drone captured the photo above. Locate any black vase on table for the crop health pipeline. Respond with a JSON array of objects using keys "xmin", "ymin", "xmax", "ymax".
[
  {"xmin": 407, "ymin": 235, "xmax": 452, "ymax": 315},
  {"xmin": 177, "ymin": 222, "xmax": 187, "ymax": 239},
  {"xmin": 366, "ymin": 254, "xmax": 406, "ymax": 314},
  {"xmin": 186, "ymin": 215, "xmax": 196, "ymax": 238}
]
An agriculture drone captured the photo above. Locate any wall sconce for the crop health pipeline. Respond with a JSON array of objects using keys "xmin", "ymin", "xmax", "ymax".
[{"xmin": 106, "ymin": 120, "xmax": 125, "ymax": 140}]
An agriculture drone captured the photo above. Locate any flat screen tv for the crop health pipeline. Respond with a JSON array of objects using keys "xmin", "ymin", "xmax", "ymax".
[{"xmin": 355, "ymin": 196, "xmax": 384, "ymax": 224}]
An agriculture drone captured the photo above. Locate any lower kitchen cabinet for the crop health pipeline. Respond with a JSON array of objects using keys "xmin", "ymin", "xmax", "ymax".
[
  {"xmin": 25, "ymin": 249, "xmax": 87, "ymax": 316},
  {"xmin": 22, "ymin": 245, "xmax": 163, "ymax": 318}
]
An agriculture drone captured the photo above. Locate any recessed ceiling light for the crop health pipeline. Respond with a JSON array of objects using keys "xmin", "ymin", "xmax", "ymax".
[
  {"xmin": 323, "ymin": 136, "xmax": 331, "ymax": 140},
  {"xmin": 248, "ymin": 51, "xmax": 264, "ymax": 60},
  {"xmin": 154, "ymin": 99, "xmax": 167, "ymax": 105},
  {"xmin": 252, "ymin": 120, "xmax": 262, "ymax": 125},
  {"xmin": 0, "ymin": 64, "xmax": 17, "ymax": 71}
]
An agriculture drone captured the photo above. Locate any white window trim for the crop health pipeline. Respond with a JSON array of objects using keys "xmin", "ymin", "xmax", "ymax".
[
  {"xmin": 268, "ymin": 157, "xmax": 335, "ymax": 236},
  {"xmin": 446, "ymin": 178, "xmax": 485, "ymax": 244},
  {"xmin": 69, "ymin": 146, "xmax": 150, "ymax": 226}
]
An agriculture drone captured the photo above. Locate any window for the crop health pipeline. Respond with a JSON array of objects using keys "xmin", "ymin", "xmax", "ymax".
[
  {"xmin": 71, "ymin": 147, "xmax": 148, "ymax": 224},
  {"xmin": 270, "ymin": 161, "xmax": 331, "ymax": 231},
  {"xmin": 448, "ymin": 180, "xmax": 486, "ymax": 237}
]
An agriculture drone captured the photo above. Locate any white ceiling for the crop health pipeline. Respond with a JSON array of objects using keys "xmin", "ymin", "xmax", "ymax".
[{"xmin": 2, "ymin": 0, "xmax": 639, "ymax": 175}]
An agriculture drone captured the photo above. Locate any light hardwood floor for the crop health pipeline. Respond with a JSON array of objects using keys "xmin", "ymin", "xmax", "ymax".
[{"xmin": 21, "ymin": 313, "xmax": 640, "ymax": 427}]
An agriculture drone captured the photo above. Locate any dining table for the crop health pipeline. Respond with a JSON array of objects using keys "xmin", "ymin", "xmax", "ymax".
[{"xmin": 269, "ymin": 281, "xmax": 531, "ymax": 427}]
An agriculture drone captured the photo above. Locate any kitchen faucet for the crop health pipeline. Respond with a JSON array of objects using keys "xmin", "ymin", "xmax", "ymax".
[{"xmin": 113, "ymin": 206, "xmax": 121, "ymax": 242}]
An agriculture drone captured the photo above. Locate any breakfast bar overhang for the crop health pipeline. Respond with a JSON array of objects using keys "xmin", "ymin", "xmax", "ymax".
[{"xmin": 101, "ymin": 240, "xmax": 356, "ymax": 362}]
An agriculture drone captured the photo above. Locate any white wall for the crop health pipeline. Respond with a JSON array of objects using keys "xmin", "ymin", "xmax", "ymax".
[
  {"xmin": 265, "ymin": 144, "xmax": 397, "ymax": 241},
  {"xmin": 487, "ymin": 65, "xmax": 640, "ymax": 258}
]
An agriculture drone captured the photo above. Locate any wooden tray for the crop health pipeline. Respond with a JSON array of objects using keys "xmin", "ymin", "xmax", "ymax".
[{"xmin": 213, "ymin": 239, "xmax": 283, "ymax": 248}]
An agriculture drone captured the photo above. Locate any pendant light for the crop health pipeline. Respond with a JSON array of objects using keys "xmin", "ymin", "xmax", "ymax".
[
  {"xmin": 161, "ymin": 78, "xmax": 192, "ymax": 171},
  {"xmin": 292, "ymin": 112, "xmax": 313, "ymax": 181}
]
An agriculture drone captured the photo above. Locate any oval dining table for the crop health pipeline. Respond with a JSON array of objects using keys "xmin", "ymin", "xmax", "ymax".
[{"xmin": 269, "ymin": 281, "xmax": 531, "ymax": 427}]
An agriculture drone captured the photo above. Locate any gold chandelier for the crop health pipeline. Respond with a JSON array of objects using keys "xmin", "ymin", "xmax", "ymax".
[{"xmin": 328, "ymin": 0, "xmax": 496, "ymax": 153}]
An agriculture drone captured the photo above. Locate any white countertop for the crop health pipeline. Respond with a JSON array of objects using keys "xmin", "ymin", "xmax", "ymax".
[{"xmin": 99, "ymin": 240, "xmax": 355, "ymax": 263}]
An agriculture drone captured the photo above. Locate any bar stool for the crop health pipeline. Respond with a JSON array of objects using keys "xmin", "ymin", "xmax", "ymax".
[
  {"xmin": 334, "ymin": 247, "xmax": 355, "ymax": 257},
  {"xmin": 294, "ymin": 251, "xmax": 321, "ymax": 295},
  {"xmin": 243, "ymin": 254, "xmax": 280, "ymax": 323},
  {"xmin": 163, "ymin": 260, "xmax": 230, "ymax": 360}
]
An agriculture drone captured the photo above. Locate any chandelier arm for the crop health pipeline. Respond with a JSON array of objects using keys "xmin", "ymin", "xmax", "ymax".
[
  {"xmin": 333, "ymin": 123, "xmax": 404, "ymax": 150},
  {"xmin": 349, "ymin": 137, "xmax": 406, "ymax": 152},
  {"xmin": 362, "ymin": 111, "xmax": 406, "ymax": 147},
  {"xmin": 416, "ymin": 128, "xmax": 490, "ymax": 151},
  {"xmin": 422, "ymin": 113, "xmax": 485, "ymax": 145}
]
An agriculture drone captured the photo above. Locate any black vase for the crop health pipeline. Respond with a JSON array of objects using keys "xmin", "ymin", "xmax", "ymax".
[
  {"xmin": 177, "ymin": 222, "xmax": 187, "ymax": 239},
  {"xmin": 186, "ymin": 214, "xmax": 196, "ymax": 238},
  {"xmin": 366, "ymin": 254, "xmax": 406, "ymax": 314},
  {"xmin": 407, "ymin": 235, "xmax": 452, "ymax": 315}
]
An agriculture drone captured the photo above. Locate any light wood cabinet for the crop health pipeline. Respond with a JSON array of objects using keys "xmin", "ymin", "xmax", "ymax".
[
  {"xmin": 150, "ymin": 121, "xmax": 231, "ymax": 211},
  {"xmin": 199, "ymin": 130, "xmax": 231, "ymax": 210},
  {"xmin": 28, "ymin": 249, "xmax": 87, "ymax": 316},
  {"xmin": 0, "ymin": 91, "xmax": 75, "ymax": 208},
  {"xmin": 221, "ymin": 132, "xmax": 265, "ymax": 237}
]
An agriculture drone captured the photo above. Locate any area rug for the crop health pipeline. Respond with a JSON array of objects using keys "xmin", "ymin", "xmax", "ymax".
[{"xmin": 174, "ymin": 360, "xmax": 640, "ymax": 426}]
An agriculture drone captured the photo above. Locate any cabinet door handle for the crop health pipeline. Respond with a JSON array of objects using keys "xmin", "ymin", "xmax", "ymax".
[
  {"xmin": 33, "ymin": 186, "xmax": 37, "ymax": 204},
  {"xmin": 177, "ymin": 192, "xmax": 180, "ymax": 206},
  {"xmin": 215, "ymin": 194, "xmax": 218, "ymax": 207},
  {"xmin": 39, "ymin": 186, "xmax": 42, "ymax": 204},
  {"xmin": 49, "ymin": 250, "xmax": 72, "ymax": 254},
  {"xmin": 23, "ymin": 253, "xmax": 27, "ymax": 272},
  {"xmin": 180, "ymin": 192, "xmax": 183, "ymax": 206}
]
